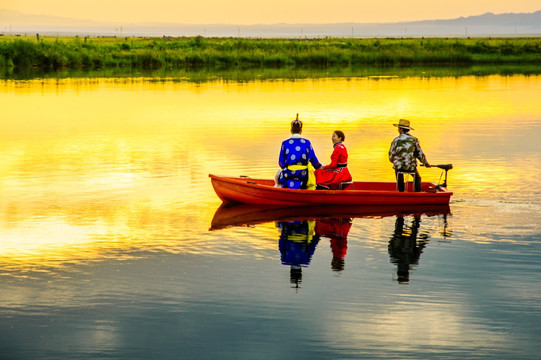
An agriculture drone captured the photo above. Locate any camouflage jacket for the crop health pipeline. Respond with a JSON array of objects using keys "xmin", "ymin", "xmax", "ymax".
[{"xmin": 388, "ymin": 133, "xmax": 428, "ymax": 171}]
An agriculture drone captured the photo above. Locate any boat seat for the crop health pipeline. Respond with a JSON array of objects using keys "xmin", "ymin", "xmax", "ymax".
[
  {"xmin": 338, "ymin": 181, "xmax": 353, "ymax": 190},
  {"xmin": 396, "ymin": 171, "xmax": 416, "ymax": 192}
]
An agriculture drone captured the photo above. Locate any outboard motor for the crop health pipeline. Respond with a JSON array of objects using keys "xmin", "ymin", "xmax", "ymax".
[{"xmin": 435, "ymin": 164, "xmax": 453, "ymax": 188}]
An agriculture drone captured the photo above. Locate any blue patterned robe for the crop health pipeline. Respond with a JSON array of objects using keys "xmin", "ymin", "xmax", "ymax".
[{"xmin": 278, "ymin": 134, "xmax": 321, "ymax": 189}]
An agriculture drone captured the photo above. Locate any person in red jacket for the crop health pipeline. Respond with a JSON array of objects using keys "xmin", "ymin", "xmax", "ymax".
[{"xmin": 315, "ymin": 130, "xmax": 352, "ymax": 190}]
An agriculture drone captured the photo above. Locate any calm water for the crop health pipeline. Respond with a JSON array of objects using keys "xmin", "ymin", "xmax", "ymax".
[{"xmin": 1, "ymin": 74, "xmax": 540, "ymax": 359}]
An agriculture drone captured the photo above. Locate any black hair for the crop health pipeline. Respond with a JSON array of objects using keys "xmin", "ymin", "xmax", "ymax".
[
  {"xmin": 291, "ymin": 121, "xmax": 302, "ymax": 134},
  {"xmin": 334, "ymin": 130, "xmax": 345, "ymax": 141}
]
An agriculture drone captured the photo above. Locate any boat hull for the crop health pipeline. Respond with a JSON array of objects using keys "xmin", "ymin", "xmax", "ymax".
[{"xmin": 209, "ymin": 174, "xmax": 453, "ymax": 206}]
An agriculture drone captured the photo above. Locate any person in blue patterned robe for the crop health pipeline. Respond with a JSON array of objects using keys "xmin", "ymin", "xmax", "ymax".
[{"xmin": 276, "ymin": 114, "xmax": 322, "ymax": 189}]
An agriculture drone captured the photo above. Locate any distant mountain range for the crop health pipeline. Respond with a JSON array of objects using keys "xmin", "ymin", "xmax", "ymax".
[{"xmin": 1, "ymin": 9, "xmax": 540, "ymax": 37}]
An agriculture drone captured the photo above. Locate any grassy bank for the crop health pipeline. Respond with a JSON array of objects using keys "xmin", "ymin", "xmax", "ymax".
[{"xmin": 1, "ymin": 36, "xmax": 541, "ymax": 71}]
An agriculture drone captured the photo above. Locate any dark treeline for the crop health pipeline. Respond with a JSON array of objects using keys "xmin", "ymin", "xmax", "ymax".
[{"xmin": 1, "ymin": 36, "xmax": 541, "ymax": 71}]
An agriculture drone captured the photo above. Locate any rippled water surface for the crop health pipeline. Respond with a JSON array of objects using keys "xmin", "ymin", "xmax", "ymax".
[{"xmin": 1, "ymin": 75, "xmax": 540, "ymax": 359}]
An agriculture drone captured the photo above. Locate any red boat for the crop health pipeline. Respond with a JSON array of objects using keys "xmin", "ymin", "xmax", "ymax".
[{"xmin": 209, "ymin": 166, "xmax": 453, "ymax": 206}]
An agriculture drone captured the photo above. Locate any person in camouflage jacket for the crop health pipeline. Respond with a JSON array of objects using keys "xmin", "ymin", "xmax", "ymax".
[{"xmin": 389, "ymin": 119, "xmax": 431, "ymax": 192}]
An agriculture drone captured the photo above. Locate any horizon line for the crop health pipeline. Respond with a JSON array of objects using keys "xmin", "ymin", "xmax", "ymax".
[{"xmin": 1, "ymin": 8, "xmax": 540, "ymax": 27}]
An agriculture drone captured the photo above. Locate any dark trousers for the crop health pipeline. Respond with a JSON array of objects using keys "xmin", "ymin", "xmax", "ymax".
[{"xmin": 395, "ymin": 169, "xmax": 422, "ymax": 192}]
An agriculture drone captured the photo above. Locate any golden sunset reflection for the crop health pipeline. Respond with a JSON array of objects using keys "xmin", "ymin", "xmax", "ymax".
[
  {"xmin": 330, "ymin": 302, "xmax": 507, "ymax": 351},
  {"xmin": 1, "ymin": 75, "xmax": 540, "ymax": 271}
]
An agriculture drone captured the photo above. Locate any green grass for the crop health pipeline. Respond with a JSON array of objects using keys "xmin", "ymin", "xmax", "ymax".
[{"xmin": 1, "ymin": 35, "xmax": 541, "ymax": 72}]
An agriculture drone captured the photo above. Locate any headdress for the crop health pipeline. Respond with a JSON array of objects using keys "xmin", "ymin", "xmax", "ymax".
[{"xmin": 291, "ymin": 113, "xmax": 303, "ymax": 126}]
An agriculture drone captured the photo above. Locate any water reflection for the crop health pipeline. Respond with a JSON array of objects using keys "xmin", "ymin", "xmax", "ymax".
[
  {"xmin": 212, "ymin": 203, "xmax": 451, "ymax": 287},
  {"xmin": 211, "ymin": 203, "xmax": 451, "ymax": 230},
  {"xmin": 4, "ymin": 65, "xmax": 541, "ymax": 82},
  {"xmin": 388, "ymin": 216, "xmax": 430, "ymax": 284},
  {"xmin": 316, "ymin": 218, "xmax": 352, "ymax": 272},
  {"xmin": 277, "ymin": 220, "xmax": 320, "ymax": 288},
  {"xmin": 1, "ymin": 74, "xmax": 538, "ymax": 277},
  {"xmin": 1, "ymin": 74, "xmax": 540, "ymax": 359},
  {"xmin": 277, "ymin": 217, "xmax": 354, "ymax": 287},
  {"xmin": 388, "ymin": 211, "xmax": 454, "ymax": 283},
  {"xmin": 2, "ymin": 75, "xmax": 541, "ymax": 208}
]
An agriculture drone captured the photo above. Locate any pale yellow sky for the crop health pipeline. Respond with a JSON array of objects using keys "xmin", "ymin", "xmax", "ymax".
[{"xmin": 2, "ymin": 0, "xmax": 540, "ymax": 24}]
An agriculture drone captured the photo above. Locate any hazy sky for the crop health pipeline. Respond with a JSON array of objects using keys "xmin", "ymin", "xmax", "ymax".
[{"xmin": 2, "ymin": 0, "xmax": 540, "ymax": 24}]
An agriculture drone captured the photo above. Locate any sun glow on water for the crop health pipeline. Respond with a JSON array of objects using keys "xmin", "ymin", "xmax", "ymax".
[{"xmin": 0, "ymin": 75, "xmax": 540, "ymax": 271}]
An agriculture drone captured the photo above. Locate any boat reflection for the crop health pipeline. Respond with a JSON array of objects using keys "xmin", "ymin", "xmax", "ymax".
[
  {"xmin": 211, "ymin": 203, "xmax": 451, "ymax": 286},
  {"xmin": 210, "ymin": 203, "xmax": 451, "ymax": 231}
]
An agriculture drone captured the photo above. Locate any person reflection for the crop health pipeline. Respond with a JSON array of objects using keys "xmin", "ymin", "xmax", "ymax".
[
  {"xmin": 277, "ymin": 220, "xmax": 320, "ymax": 288},
  {"xmin": 440, "ymin": 214, "xmax": 453, "ymax": 239},
  {"xmin": 315, "ymin": 218, "xmax": 352, "ymax": 272},
  {"xmin": 388, "ymin": 215, "xmax": 430, "ymax": 283}
]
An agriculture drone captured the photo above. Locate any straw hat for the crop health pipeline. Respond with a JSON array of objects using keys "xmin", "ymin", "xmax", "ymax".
[{"xmin": 393, "ymin": 118, "xmax": 414, "ymax": 130}]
